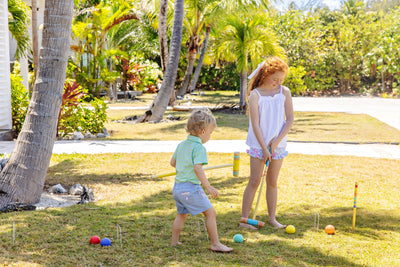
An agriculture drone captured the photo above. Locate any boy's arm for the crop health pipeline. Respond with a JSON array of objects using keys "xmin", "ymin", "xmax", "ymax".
[
  {"xmin": 193, "ymin": 164, "xmax": 218, "ymax": 198},
  {"xmin": 170, "ymin": 157, "xmax": 176, "ymax": 168}
]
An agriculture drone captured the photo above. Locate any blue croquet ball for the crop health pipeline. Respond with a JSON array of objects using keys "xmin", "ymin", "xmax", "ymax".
[
  {"xmin": 233, "ymin": 234, "xmax": 244, "ymax": 243},
  {"xmin": 100, "ymin": 238, "xmax": 111, "ymax": 247}
]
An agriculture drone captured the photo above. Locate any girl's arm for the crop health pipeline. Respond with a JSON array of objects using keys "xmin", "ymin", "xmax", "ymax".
[
  {"xmin": 194, "ymin": 164, "xmax": 218, "ymax": 198},
  {"xmin": 270, "ymin": 87, "xmax": 294, "ymax": 151},
  {"xmin": 249, "ymin": 91, "xmax": 271, "ymax": 162}
]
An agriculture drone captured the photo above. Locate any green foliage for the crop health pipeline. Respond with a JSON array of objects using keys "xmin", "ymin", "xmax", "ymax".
[
  {"xmin": 8, "ymin": 0, "xmax": 30, "ymax": 59},
  {"xmin": 10, "ymin": 63, "xmax": 29, "ymax": 136},
  {"xmin": 58, "ymin": 81, "xmax": 108, "ymax": 137},
  {"xmin": 285, "ymin": 66, "xmax": 307, "ymax": 95},
  {"xmin": 79, "ymin": 98, "xmax": 108, "ymax": 134},
  {"xmin": 196, "ymin": 64, "xmax": 240, "ymax": 91}
]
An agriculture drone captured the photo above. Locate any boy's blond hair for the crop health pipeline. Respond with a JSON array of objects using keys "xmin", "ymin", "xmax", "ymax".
[{"xmin": 186, "ymin": 109, "xmax": 217, "ymax": 136}]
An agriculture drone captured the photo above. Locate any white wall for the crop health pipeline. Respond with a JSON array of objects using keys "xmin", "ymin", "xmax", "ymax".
[{"xmin": 0, "ymin": 0, "xmax": 12, "ymax": 131}]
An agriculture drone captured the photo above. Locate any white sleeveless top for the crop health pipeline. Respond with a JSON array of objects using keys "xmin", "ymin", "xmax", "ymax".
[{"xmin": 246, "ymin": 86, "xmax": 287, "ymax": 149}]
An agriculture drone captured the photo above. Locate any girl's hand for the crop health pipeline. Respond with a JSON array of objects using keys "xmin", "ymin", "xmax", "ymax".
[
  {"xmin": 269, "ymin": 138, "xmax": 279, "ymax": 156},
  {"xmin": 262, "ymin": 146, "xmax": 271, "ymax": 165},
  {"xmin": 205, "ymin": 185, "xmax": 219, "ymax": 199}
]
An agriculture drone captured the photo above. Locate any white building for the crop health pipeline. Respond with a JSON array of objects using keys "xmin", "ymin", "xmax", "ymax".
[
  {"xmin": 0, "ymin": 0, "xmax": 12, "ymax": 140},
  {"xmin": 0, "ymin": 0, "xmax": 45, "ymax": 140}
]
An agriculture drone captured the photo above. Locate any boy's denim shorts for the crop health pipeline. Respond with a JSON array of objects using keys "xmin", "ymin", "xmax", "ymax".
[{"xmin": 173, "ymin": 182, "xmax": 212, "ymax": 216}]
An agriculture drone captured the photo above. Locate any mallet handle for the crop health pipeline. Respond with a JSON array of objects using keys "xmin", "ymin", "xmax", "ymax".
[{"xmin": 152, "ymin": 164, "xmax": 233, "ymax": 178}]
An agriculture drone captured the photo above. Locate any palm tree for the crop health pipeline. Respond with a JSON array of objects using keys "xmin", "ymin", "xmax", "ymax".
[
  {"xmin": 0, "ymin": 0, "xmax": 74, "ymax": 205},
  {"xmin": 177, "ymin": 0, "xmax": 272, "ymax": 96},
  {"xmin": 8, "ymin": 0, "xmax": 30, "ymax": 59},
  {"xmin": 139, "ymin": 0, "xmax": 185, "ymax": 122},
  {"xmin": 214, "ymin": 10, "xmax": 284, "ymax": 107},
  {"xmin": 32, "ymin": 0, "xmax": 39, "ymax": 78},
  {"xmin": 187, "ymin": 25, "xmax": 210, "ymax": 92},
  {"xmin": 159, "ymin": 0, "xmax": 169, "ymax": 73}
]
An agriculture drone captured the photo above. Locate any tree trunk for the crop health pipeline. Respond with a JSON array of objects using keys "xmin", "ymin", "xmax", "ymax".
[
  {"xmin": 159, "ymin": 0, "xmax": 169, "ymax": 73},
  {"xmin": 0, "ymin": 0, "xmax": 74, "ymax": 205},
  {"xmin": 138, "ymin": 0, "xmax": 184, "ymax": 122},
  {"xmin": 32, "ymin": 0, "xmax": 39, "ymax": 79},
  {"xmin": 176, "ymin": 48, "xmax": 196, "ymax": 96},
  {"xmin": 239, "ymin": 69, "xmax": 247, "ymax": 108},
  {"xmin": 188, "ymin": 26, "xmax": 211, "ymax": 93}
]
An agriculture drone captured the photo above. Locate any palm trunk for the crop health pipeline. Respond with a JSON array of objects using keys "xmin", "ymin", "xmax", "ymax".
[
  {"xmin": 0, "ymin": 0, "xmax": 74, "ymax": 205},
  {"xmin": 32, "ymin": 0, "xmax": 39, "ymax": 79},
  {"xmin": 159, "ymin": 0, "xmax": 169, "ymax": 73},
  {"xmin": 239, "ymin": 69, "xmax": 247, "ymax": 108},
  {"xmin": 139, "ymin": 0, "xmax": 184, "ymax": 122},
  {"xmin": 176, "ymin": 48, "xmax": 196, "ymax": 96},
  {"xmin": 188, "ymin": 26, "xmax": 211, "ymax": 93}
]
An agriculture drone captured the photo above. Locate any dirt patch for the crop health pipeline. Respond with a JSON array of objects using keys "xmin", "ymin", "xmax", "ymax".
[{"xmin": 35, "ymin": 193, "xmax": 81, "ymax": 210}]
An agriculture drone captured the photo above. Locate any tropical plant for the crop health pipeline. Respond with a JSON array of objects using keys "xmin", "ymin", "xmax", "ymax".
[
  {"xmin": 10, "ymin": 63, "xmax": 29, "ymax": 136},
  {"xmin": 8, "ymin": 0, "xmax": 30, "ymax": 59},
  {"xmin": 214, "ymin": 9, "xmax": 284, "ymax": 107},
  {"xmin": 69, "ymin": 0, "xmax": 139, "ymax": 97}
]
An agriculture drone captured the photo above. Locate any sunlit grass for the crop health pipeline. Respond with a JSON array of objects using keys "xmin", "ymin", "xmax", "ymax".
[
  {"xmin": 0, "ymin": 153, "xmax": 399, "ymax": 265},
  {"xmin": 106, "ymin": 109, "xmax": 400, "ymax": 143}
]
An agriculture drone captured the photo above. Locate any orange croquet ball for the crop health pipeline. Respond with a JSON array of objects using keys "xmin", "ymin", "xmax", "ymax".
[{"xmin": 325, "ymin": 225, "xmax": 335, "ymax": 235}]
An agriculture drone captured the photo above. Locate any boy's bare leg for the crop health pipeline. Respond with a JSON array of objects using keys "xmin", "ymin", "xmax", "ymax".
[
  {"xmin": 171, "ymin": 213, "xmax": 187, "ymax": 245},
  {"xmin": 203, "ymin": 207, "xmax": 233, "ymax": 252}
]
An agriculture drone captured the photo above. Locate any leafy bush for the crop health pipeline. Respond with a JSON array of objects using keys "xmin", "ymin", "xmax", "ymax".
[
  {"xmin": 58, "ymin": 81, "xmax": 108, "ymax": 137},
  {"xmin": 285, "ymin": 66, "xmax": 307, "ymax": 95},
  {"xmin": 196, "ymin": 63, "xmax": 240, "ymax": 91},
  {"xmin": 10, "ymin": 63, "xmax": 29, "ymax": 137},
  {"xmin": 79, "ymin": 97, "xmax": 108, "ymax": 134}
]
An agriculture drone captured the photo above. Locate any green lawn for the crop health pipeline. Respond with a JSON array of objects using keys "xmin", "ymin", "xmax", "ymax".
[
  {"xmin": 106, "ymin": 109, "xmax": 400, "ymax": 143},
  {"xmin": 1, "ymin": 153, "xmax": 399, "ymax": 266}
]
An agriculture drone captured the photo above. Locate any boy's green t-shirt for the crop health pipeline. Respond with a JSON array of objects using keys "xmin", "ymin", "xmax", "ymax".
[{"xmin": 172, "ymin": 135, "xmax": 208, "ymax": 184}]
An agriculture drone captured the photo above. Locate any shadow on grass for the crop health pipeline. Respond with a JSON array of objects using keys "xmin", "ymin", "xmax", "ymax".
[{"xmin": 2, "ymin": 180, "xmax": 399, "ymax": 266}]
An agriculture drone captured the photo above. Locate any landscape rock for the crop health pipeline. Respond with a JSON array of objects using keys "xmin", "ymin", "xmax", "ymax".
[
  {"xmin": 78, "ymin": 185, "xmax": 95, "ymax": 204},
  {"xmin": 103, "ymin": 128, "xmax": 110, "ymax": 137},
  {"xmin": 49, "ymin": 184, "xmax": 67, "ymax": 194},
  {"xmin": 96, "ymin": 133, "xmax": 106, "ymax": 138},
  {"xmin": 69, "ymin": 184, "xmax": 84, "ymax": 195},
  {"xmin": 166, "ymin": 115, "xmax": 181, "ymax": 121},
  {"xmin": 72, "ymin": 131, "xmax": 84, "ymax": 140},
  {"xmin": 0, "ymin": 158, "xmax": 9, "ymax": 169},
  {"xmin": 84, "ymin": 131, "xmax": 96, "ymax": 139}
]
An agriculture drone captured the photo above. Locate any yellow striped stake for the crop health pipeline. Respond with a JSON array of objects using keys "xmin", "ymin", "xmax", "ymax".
[
  {"xmin": 352, "ymin": 182, "xmax": 358, "ymax": 231},
  {"xmin": 233, "ymin": 152, "xmax": 240, "ymax": 177},
  {"xmin": 152, "ymin": 164, "xmax": 233, "ymax": 179}
]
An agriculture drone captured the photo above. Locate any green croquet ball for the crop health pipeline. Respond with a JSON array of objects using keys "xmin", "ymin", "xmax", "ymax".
[
  {"xmin": 286, "ymin": 225, "xmax": 296, "ymax": 234},
  {"xmin": 233, "ymin": 234, "xmax": 244, "ymax": 243}
]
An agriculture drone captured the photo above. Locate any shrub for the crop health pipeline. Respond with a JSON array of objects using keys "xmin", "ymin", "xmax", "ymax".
[
  {"xmin": 10, "ymin": 63, "xmax": 29, "ymax": 137},
  {"xmin": 285, "ymin": 65, "xmax": 307, "ymax": 95},
  {"xmin": 58, "ymin": 81, "xmax": 108, "ymax": 137}
]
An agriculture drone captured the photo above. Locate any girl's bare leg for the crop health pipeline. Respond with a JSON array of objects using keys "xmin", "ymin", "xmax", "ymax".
[
  {"xmin": 241, "ymin": 157, "xmax": 264, "ymax": 219},
  {"xmin": 266, "ymin": 158, "xmax": 286, "ymax": 228}
]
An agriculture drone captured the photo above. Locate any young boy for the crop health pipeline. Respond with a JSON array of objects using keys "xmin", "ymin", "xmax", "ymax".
[{"xmin": 170, "ymin": 109, "xmax": 232, "ymax": 253}]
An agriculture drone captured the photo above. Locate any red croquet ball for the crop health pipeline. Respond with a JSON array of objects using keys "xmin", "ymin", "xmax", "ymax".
[
  {"xmin": 325, "ymin": 225, "xmax": 335, "ymax": 235},
  {"xmin": 90, "ymin": 235, "xmax": 101, "ymax": 244}
]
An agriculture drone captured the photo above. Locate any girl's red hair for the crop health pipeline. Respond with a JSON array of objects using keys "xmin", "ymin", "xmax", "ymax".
[{"xmin": 247, "ymin": 57, "xmax": 289, "ymax": 103}]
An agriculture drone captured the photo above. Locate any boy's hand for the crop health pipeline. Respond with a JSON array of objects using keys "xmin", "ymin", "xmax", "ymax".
[{"xmin": 205, "ymin": 185, "xmax": 219, "ymax": 199}]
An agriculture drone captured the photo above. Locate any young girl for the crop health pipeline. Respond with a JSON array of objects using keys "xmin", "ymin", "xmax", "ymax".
[{"xmin": 241, "ymin": 57, "xmax": 294, "ymax": 229}]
